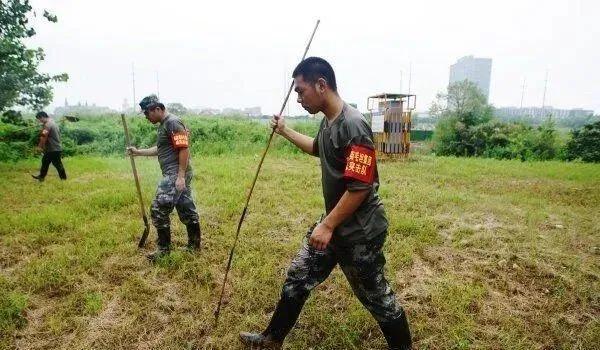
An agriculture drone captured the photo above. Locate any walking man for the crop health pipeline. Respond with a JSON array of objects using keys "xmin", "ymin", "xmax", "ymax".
[
  {"xmin": 239, "ymin": 57, "xmax": 412, "ymax": 349},
  {"xmin": 32, "ymin": 111, "xmax": 67, "ymax": 181},
  {"xmin": 127, "ymin": 95, "xmax": 201, "ymax": 261}
]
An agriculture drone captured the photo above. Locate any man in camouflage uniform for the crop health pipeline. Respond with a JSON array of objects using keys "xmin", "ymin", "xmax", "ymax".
[
  {"xmin": 32, "ymin": 111, "xmax": 67, "ymax": 181},
  {"xmin": 127, "ymin": 95, "xmax": 201, "ymax": 261},
  {"xmin": 240, "ymin": 57, "xmax": 412, "ymax": 349}
]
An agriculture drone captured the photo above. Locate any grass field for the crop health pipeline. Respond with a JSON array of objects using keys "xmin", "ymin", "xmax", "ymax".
[{"xmin": 0, "ymin": 153, "xmax": 599, "ymax": 349}]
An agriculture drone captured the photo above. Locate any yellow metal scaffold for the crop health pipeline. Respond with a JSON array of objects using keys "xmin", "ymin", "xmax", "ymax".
[{"xmin": 367, "ymin": 93, "xmax": 416, "ymax": 159}]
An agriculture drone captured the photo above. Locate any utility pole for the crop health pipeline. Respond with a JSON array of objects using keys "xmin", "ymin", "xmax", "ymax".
[
  {"xmin": 408, "ymin": 61, "xmax": 412, "ymax": 95},
  {"xmin": 156, "ymin": 71, "xmax": 160, "ymax": 99},
  {"xmin": 399, "ymin": 69, "xmax": 403, "ymax": 93},
  {"xmin": 541, "ymin": 69, "xmax": 548, "ymax": 119},
  {"xmin": 132, "ymin": 63, "xmax": 136, "ymax": 114},
  {"xmin": 520, "ymin": 77, "xmax": 526, "ymax": 109}
]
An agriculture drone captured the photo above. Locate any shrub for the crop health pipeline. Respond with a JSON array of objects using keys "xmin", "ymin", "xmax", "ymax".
[{"xmin": 565, "ymin": 121, "xmax": 600, "ymax": 162}]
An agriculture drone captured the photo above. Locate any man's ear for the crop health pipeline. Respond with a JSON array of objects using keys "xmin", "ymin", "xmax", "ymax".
[{"xmin": 316, "ymin": 77, "xmax": 327, "ymax": 93}]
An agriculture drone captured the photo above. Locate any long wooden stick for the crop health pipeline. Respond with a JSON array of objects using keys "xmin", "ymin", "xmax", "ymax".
[
  {"xmin": 214, "ymin": 19, "xmax": 320, "ymax": 327},
  {"xmin": 121, "ymin": 114, "xmax": 150, "ymax": 248}
]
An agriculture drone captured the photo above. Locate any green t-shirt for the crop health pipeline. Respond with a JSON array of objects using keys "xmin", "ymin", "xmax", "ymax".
[
  {"xmin": 312, "ymin": 103, "xmax": 388, "ymax": 244},
  {"xmin": 156, "ymin": 114, "xmax": 191, "ymax": 176},
  {"xmin": 42, "ymin": 120, "xmax": 62, "ymax": 152}
]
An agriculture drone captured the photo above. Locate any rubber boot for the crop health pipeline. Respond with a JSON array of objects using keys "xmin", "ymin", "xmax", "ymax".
[
  {"xmin": 147, "ymin": 227, "xmax": 171, "ymax": 262},
  {"xmin": 240, "ymin": 295, "xmax": 305, "ymax": 348},
  {"xmin": 185, "ymin": 222, "xmax": 201, "ymax": 251},
  {"xmin": 238, "ymin": 332, "xmax": 282, "ymax": 349},
  {"xmin": 378, "ymin": 312, "xmax": 412, "ymax": 350}
]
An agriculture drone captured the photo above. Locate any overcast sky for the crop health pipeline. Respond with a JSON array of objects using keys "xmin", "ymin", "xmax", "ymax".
[{"xmin": 28, "ymin": 0, "xmax": 599, "ymax": 115}]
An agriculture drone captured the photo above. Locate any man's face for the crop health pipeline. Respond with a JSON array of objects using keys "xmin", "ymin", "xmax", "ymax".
[
  {"xmin": 294, "ymin": 75, "xmax": 325, "ymax": 115},
  {"xmin": 144, "ymin": 107, "xmax": 162, "ymax": 124},
  {"xmin": 36, "ymin": 117, "xmax": 47, "ymax": 124}
]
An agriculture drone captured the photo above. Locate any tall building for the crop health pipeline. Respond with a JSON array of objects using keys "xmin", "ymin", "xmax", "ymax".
[{"xmin": 449, "ymin": 55, "xmax": 492, "ymax": 100}]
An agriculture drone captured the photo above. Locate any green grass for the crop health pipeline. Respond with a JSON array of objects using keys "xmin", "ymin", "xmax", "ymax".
[{"xmin": 0, "ymin": 153, "xmax": 599, "ymax": 349}]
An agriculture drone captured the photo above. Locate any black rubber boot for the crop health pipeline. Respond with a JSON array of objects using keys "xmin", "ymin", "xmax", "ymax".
[
  {"xmin": 31, "ymin": 174, "xmax": 44, "ymax": 182},
  {"xmin": 262, "ymin": 295, "xmax": 305, "ymax": 342},
  {"xmin": 147, "ymin": 227, "xmax": 171, "ymax": 262},
  {"xmin": 185, "ymin": 222, "xmax": 201, "ymax": 251},
  {"xmin": 238, "ymin": 332, "xmax": 282, "ymax": 349},
  {"xmin": 239, "ymin": 295, "xmax": 306, "ymax": 349},
  {"xmin": 378, "ymin": 312, "xmax": 412, "ymax": 350}
]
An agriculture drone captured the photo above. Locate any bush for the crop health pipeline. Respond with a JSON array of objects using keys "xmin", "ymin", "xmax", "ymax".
[
  {"xmin": 0, "ymin": 116, "xmax": 321, "ymax": 162},
  {"xmin": 1, "ymin": 110, "xmax": 26, "ymax": 126},
  {"xmin": 432, "ymin": 81, "xmax": 562, "ymax": 161},
  {"xmin": 411, "ymin": 130, "xmax": 433, "ymax": 141},
  {"xmin": 62, "ymin": 127, "xmax": 97, "ymax": 145},
  {"xmin": 565, "ymin": 121, "xmax": 600, "ymax": 162}
]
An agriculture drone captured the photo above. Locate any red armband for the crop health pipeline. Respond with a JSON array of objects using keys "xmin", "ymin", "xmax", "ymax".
[
  {"xmin": 171, "ymin": 131, "xmax": 189, "ymax": 148},
  {"xmin": 343, "ymin": 144, "xmax": 376, "ymax": 184}
]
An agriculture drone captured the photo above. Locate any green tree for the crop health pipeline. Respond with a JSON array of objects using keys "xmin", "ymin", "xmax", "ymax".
[
  {"xmin": 1, "ymin": 110, "xmax": 25, "ymax": 126},
  {"xmin": 431, "ymin": 80, "xmax": 493, "ymax": 156},
  {"xmin": 166, "ymin": 102, "xmax": 188, "ymax": 115},
  {"xmin": 0, "ymin": 0, "xmax": 68, "ymax": 112},
  {"xmin": 565, "ymin": 121, "xmax": 600, "ymax": 162},
  {"xmin": 530, "ymin": 119, "xmax": 559, "ymax": 160}
]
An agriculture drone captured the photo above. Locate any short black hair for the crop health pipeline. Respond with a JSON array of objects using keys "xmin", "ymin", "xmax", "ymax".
[
  {"xmin": 292, "ymin": 57, "xmax": 337, "ymax": 92},
  {"xmin": 151, "ymin": 103, "xmax": 165, "ymax": 111},
  {"xmin": 35, "ymin": 111, "xmax": 49, "ymax": 119},
  {"xmin": 143, "ymin": 104, "xmax": 166, "ymax": 116}
]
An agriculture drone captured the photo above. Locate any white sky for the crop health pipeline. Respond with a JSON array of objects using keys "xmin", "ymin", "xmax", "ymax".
[{"xmin": 28, "ymin": 0, "xmax": 600, "ymax": 115}]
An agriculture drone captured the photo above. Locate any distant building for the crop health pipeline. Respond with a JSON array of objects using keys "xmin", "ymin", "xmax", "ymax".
[
  {"xmin": 197, "ymin": 108, "xmax": 221, "ymax": 115},
  {"xmin": 449, "ymin": 55, "xmax": 492, "ymax": 100},
  {"xmin": 495, "ymin": 106, "xmax": 594, "ymax": 119},
  {"xmin": 54, "ymin": 100, "xmax": 117, "ymax": 116},
  {"xmin": 243, "ymin": 106, "xmax": 262, "ymax": 117},
  {"xmin": 412, "ymin": 112, "xmax": 435, "ymax": 131},
  {"xmin": 222, "ymin": 107, "xmax": 245, "ymax": 116}
]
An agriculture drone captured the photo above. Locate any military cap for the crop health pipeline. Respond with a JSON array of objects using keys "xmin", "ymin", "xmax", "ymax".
[{"xmin": 139, "ymin": 94, "xmax": 161, "ymax": 113}]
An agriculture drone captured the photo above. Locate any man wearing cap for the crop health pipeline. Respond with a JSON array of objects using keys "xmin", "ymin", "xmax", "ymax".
[
  {"xmin": 32, "ymin": 111, "xmax": 67, "ymax": 181},
  {"xmin": 239, "ymin": 57, "xmax": 412, "ymax": 349},
  {"xmin": 127, "ymin": 95, "xmax": 201, "ymax": 261}
]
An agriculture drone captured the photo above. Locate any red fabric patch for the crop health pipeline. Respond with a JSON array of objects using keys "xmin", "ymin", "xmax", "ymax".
[
  {"xmin": 343, "ymin": 144, "xmax": 376, "ymax": 184},
  {"xmin": 171, "ymin": 131, "xmax": 189, "ymax": 148}
]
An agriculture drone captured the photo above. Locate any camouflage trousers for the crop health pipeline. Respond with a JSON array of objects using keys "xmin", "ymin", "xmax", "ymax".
[
  {"xmin": 281, "ymin": 223, "xmax": 404, "ymax": 323},
  {"xmin": 150, "ymin": 172, "xmax": 199, "ymax": 229}
]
